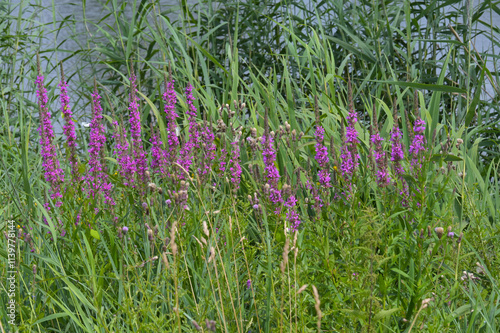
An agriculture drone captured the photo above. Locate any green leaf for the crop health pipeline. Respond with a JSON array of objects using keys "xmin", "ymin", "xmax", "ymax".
[
  {"xmin": 32, "ymin": 312, "xmax": 69, "ymax": 325},
  {"xmin": 431, "ymin": 154, "xmax": 463, "ymax": 162},
  {"xmin": 373, "ymin": 308, "xmax": 400, "ymax": 321},
  {"xmin": 465, "ymin": 65, "xmax": 485, "ymax": 126},
  {"xmin": 90, "ymin": 229, "xmax": 100, "ymax": 240},
  {"xmin": 371, "ymin": 80, "xmax": 466, "ymax": 94}
]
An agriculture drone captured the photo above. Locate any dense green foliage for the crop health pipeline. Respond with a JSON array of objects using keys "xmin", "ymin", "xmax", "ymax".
[{"xmin": 1, "ymin": 0, "xmax": 499, "ymax": 332}]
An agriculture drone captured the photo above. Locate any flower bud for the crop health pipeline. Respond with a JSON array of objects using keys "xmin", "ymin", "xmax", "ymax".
[{"xmin": 435, "ymin": 227, "xmax": 444, "ymax": 239}]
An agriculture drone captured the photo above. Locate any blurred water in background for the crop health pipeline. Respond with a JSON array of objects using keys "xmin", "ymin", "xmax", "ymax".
[{"xmin": 18, "ymin": 0, "xmax": 500, "ymax": 130}]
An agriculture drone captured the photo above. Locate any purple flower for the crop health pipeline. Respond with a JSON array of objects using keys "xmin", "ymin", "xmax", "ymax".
[
  {"xmin": 165, "ymin": 199, "xmax": 172, "ymax": 206},
  {"xmin": 150, "ymin": 128, "xmax": 166, "ymax": 175},
  {"xmin": 390, "ymin": 125, "xmax": 405, "ymax": 176},
  {"xmin": 409, "ymin": 118, "xmax": 426, "ymax": 171},
  {"xmin": 314, "ymin": 126, "xmax": 331, "ymax": 187},
  {"xmin": 370, "ymin": 132, "xmax": 390, "ymax": 186},
  {"xmin": 261, "ymin": 132, "xmax": 284, "ymax": 212},
  {"xmin": 128, "ymin": 74, "xmax": 148, "ymax": 190},
  {"xmin": 178, "ymin": 84, "xmax": 200, "ymax": 179},
  {"xmin": 340, "ymin": 109, "xmax": 360, "ymax": 185},
  {"xmin": 112, "ymin": 120, "xmax": 134, "ymax": 186},
  {"xmin": 219, "ymin": 147, "xmax": 227, "ymax": 176},
  {"xmin": 229, "ymin": 140, "xmax": 242, "ymax": 189},
  {"xmin": 197, "ymin": 121, "xmax": 216, "ymax": 180},
  {"xmin": 37, "ymin": 75, "xmax": 64, "ymax": 207},
  {"xmin": 261, "ymin": 134, "xmax": 280, "ymax": 187},
  {"xmin": 163, "ymin": 76, "xmax": 179, "ymax": 172},
  {"xmin": 447, "ymin": 232, "xmax": 454, "ymax": 238},
  {"xmin": 284, "ymin": 195, "xmax": 301, "ymax": 231},
  {"xmin": 59, "ymin": 76, "xmax": 78, "ymax": 182},
  {"xmin": 85, "ymin": 87, "xmax": 114, "ymax": 205},
  {"xmin": 246, "ymin": 279, "xmax": 252, "ymax": 289},
  {"xmin": 122, "ymin": 226, "xmax": 129, "ymax": 234}
]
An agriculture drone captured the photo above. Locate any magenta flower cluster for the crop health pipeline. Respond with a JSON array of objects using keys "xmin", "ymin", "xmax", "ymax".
[
  {"xmin": 198, "ymin": 121, "xmax": 216, "ymax": 180},
  {"xmin": 112, "ymin": 120, "xmax": 134, "ymax": 186},
  {"xmin": 314, "ymin": 126, "xmax": 331, "ymax": 187},
  {"xmin": 261, "ymin": 134, "xmax": 283, "ymax": 210},
  {"xmin": 85, "ymin": 89, "xmax": 114, "ymax": 205},
  {"xmin": 229, "ymin": 140, "xmax": 242, "ymax": 189},
  {"xmin": 163, "ymin": 78, "xmax": 179, "ymax": 164},
  {"xmin": 371, "ymin": 132, "xmax": 390, "ymax": 186},
  {"xmin": 178, "ymin": 84, "xmax": 200, "ymax": 179},
  {"xmin": 390, "ymin": 125, "xmax": 405, "ymax": 176},
  {"xmin": 409, "ymin": 118, "xmax": 426, "ymax": 171},
  {"xmin": 284, "ymin": 195, "xmax": 301, "ymax": 231},
  {"xmin": 128, "ymin": 74, "xmax": 149, "ymax": 189},
  {"xmin": 340, "ymin": 109, "xmax": 360, "ymax": 182},
  {"xmin": 59, "ymin": 79, "xmax": 78, "ymax": 181},
  {"xmin": 37, "ymin": 75, "xmax": 64, "ymax": 207}
]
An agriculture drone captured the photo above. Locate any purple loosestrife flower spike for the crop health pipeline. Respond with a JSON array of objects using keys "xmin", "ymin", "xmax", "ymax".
[
  {"xmin": 163, "ymin": 68, "xmax": 179, "ymax": 169},
  {"xmin": 150, "ymin": 126, "xmax": 166, "ymax": 175},
  {"xmin": 314, "ymin": 96, "xmax": 331, "ymax": 187},
  {"xmin": 37, "ymin": 57, "xmax": 64, "ymax": 207},
  {"xmin": 85, "ymin": 80, "xmax": 114, "ymax": 205},
  {"xmin": 59, "ymin": 63, "xmax": 78, "ymax": 182},
  {"xmin": 370, "ymin": 104, "xmax": 390, "ymax": 186},
  {"xmin": 128, "ymin": 69, "xmax": 148, "ymax": 191},
  {"xmin": 390, "ymin": 125, "xmax": 405, "ymax": 176},
  {"xmin": 112, "ymin": 118, "xmax": 134, "ymax": 186},
  {"xmin": 261, "ymin": 108, "xmax": 283, "ymax": 212},
  {"xmin": 409, "ymin": 117, "xmax": 426, "ymax": 172},
  {"xmin": 229, "ymin": 140, "xmax": 242, "ymax": 190},
  {"xmin": 197, "ymin": 118, "xmax": 216, "ymax": 180},
  {"xmin": 285, "ymin": 195, "xmax": 301, "ymax": 231},
  {"xmin": 340, "ymin": 81, "xmax": 359, "ymax": 188},
  {"xmin": 178, "ymin": 83, "xmax": 200, "ymax": 179}
]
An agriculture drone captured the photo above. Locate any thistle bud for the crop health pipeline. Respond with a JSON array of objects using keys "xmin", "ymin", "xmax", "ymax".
[
  {"xmin": 458, "ymin": 232, "xmax": 463, "ymax": 244},
  {"xmin": 435, "ymin": 227, "xmax": 444, "ymax": 239},
  {"xmin": 147, "ymin": 229, "xmax": 154, "ymax": 241}
]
